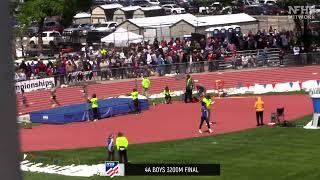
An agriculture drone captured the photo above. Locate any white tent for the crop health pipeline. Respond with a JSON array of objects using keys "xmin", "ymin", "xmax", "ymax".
[{"xmin": 101, "ymin": 28, "xmax": 143, "ymax": 47}]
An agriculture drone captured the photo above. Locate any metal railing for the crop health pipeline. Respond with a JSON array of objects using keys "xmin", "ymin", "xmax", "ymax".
[{"xmin": 15, "ymin": 49, "xmax": 320, "ymax": 87}]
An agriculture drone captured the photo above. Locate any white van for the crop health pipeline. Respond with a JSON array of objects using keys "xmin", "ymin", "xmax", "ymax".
[{"xmin": 92, "ymin": 22, "xmax": 118, "ymax": 33}]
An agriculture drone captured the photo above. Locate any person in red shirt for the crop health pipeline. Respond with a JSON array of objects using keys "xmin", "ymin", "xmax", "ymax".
[{"xmin": 46, "ymin": 67, "xmax": 53, "ymax": 77}]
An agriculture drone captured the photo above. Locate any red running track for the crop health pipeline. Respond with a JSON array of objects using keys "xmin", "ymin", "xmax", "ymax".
[
  {"xmin": 20, "ymin": 95, "xmax": 312, "ymax": 152},
  {"xmin": 17, "ymin": 66, "xmax": 320, "ymax": 114}
]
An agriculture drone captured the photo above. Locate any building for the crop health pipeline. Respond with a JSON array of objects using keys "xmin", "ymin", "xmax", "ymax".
[
  {"xmin": 113, "ymin": 6, "xmax": 140, "ymax": 23},
  {"xmin": 117, "ymin": 13, "xmax": 258, "ymax": 42},
  {"xmin": 117, "ymin": 13, "xmax": 197, "ymax": 42},
  {"xmin": 73, "ymin": 12, "xmax": 91, "ymax": 24},
  {"xmin": 194, "ymin": 13, "xmax": 258, "ymax": 34},
  {"xmin": 91, "ymin": 3, "xmax": 123, "ymax": 23},
  {"xmin": 91, "ymin": 3, "xmax": 165, "ymax": 24}
]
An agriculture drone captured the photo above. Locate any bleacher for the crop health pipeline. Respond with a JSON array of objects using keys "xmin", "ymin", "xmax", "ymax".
[{"xmin": 216, "ymin": 48, "xmax": 281, "ymax": 70}]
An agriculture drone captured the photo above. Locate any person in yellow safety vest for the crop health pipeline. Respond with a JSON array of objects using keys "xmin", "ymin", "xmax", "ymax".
[
  {"xmin": 131, "ymin": 89, "xmax": 139, "ymax": 114},
  {"xmin": 141, "ymin": 76, "xmax": 151, "ymax": 97},
  {"xmin": 254, "ymin": 96, "xmax": 264, "ymax": 126},
  {"xmin": 185, "ymin": 74, "xmax": 194, "ymax": 103},
  {"xmin": 115, "ymin": 132, "xmax": 129, "ymax": 163},
  {"xmin": 88, "ymin": 94, "xmax": 99, "ymax": 122},
  {"xmin": 202, "ymin": 94, "xmax": 214, "ymax": 124},
  {"xmin": 163, "ymin": 86, "xmax": 172, "ymax": 104},
  {"xmin": 101, "ymin": 48, "xmax": 107, "ymax": 58}
]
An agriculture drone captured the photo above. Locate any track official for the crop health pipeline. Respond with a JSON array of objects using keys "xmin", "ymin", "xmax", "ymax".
[
  {"xmin": 89, "ymin": 94, "xmax": 99, "ymax": 121},
  {"xmin": 163, "ymin": 86, "xmax": 172, "ymax": 104},
  {"xmin": 131, "ymin": 89, "xmax": 139, "ymax": 114},
  {"xmin": 254, "ymin": 97, "xmax": 264, "ymax": 126},
  {"xmin": 116, "ymin": 132, "xmax": 129, "ymax": 163},
  {"xmin": 185, "ymin": 74, "xmax": 194, "ymax": 103},
  {"xmin": 141, "ymin": 76, "xmax": 151, "ymax": 97}
]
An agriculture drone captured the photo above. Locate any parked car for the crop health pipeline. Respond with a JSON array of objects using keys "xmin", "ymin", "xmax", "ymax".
[
  {"xmin": 262, "ymin": 4, "xmax": 287, "ymax": 15},
  {"xmin": 27, "ymin": 20, "xmax": 63, "ymax": 36},
  {"xmin": 243, "ymin": 5, "xmax": 273, "ymax": 15},
  {"xmin": 258, "ymin": 0, "xmax": 277, "ymax": 5},
  {"xmin": 79, "ymin": 24, "xmax": 94, "ymax": 36},
  {"xmin": 62, "ymin": 24, "xmax": 92, "ymax": 44},
  {"xmin": 63, "ymin": 24, "xmax": 92, "ymax": 36},
  {"xmin": 148, "ymin": 0, "xmax": 160, "ymax": 5},
  {"xmin": 29, "ymin": 31, "xmax": 63, "ymax": 48},
  {"xmin": 176, "ymin": 0, "xmax": 193, "ymax": 13},
  {"xmin": 27, "ymin": 22, "xmax": 39, "ymax": 36},
  {"xmin": 132, "ymin": 0, "xmax": 151, "ymax": 7},
  {"xmin": 162, "ymin": 4, "xmax": 186, "ymax": 14},
  {"xmin": 91, "ymin": 22, "xmax": 117, "ymax": 33},
  {"xmin": 43, "ymin": 20, "xmax": 63, "ymax": 33},
  {"xmin": 198, "ymin": 2, "xmax": 221, "ymax": 14},
  {"xmin": 63, "ymin": 24, "xmax": 83, "ymax": 36},
  {"xmin": 159, "ymin": 0, "xmax": 176, "ymax": 5},
  {"xmin": 242, "ymin": 0, "xmax": 259, "ymax": 6}
]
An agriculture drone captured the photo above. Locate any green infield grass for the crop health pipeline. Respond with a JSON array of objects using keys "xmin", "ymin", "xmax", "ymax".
[{"xmin": 24, "ymin": 115, "xmax": 320, "ymax": 180}]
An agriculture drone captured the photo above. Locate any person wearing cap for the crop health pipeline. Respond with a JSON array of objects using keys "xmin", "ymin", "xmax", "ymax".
[
  {"xmin": 88, "ymin": 94, "xmax": 99, "ymax": 121},
  {"xmin": 116, "ymin": 132, "xmax": 129, "ymax": 163},
  {"xmin": 163, "ymin": 86, "xmax": 172, "ymax": 104},
  {"xmin": 107, "ymin": 133, "xmax": 115, "ymax": 161},
  {"xmin": 141, "ymin": 76, "xmax": 151, "ymax": 97},
  {"xmin": 254, "ymin": 97, "xmax": 264, "ymax": 126},
  {"xmin": 131, "ymin": 89, "xmax": 139, "ymax": 114},
  {"xmin": 185, "ymin": 74, "xmax": 194, "ymax": 103}
]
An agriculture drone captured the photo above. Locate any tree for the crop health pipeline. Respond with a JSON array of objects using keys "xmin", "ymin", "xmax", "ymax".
[
  {"xmin": 18, "ymin": 0, "xmax": 64, "ymax": 52},
  {"xmin": 279, "ymin": 0, "xmax": 319, "ymax": 51},
  {"xmin": 61, "ymin": 0, "xmax": 93, "ymax": 27}
]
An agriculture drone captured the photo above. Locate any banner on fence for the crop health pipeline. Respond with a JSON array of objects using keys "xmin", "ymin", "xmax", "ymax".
[{"xmin": 15, "ymin": 77, "xmax": 55, "ymax": 93}]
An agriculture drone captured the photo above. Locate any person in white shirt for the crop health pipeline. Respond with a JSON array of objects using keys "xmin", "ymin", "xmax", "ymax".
[
  {"xmin": 100, "ymin": 59, "xmax": 109, "ymax": 80},
  {"xmin": 293, "ymin": 45, "xmax": 301, "ymax": 64},
  {"xmin": 146, "ymin": 53, "xmax": 152, "ymax": 65},
  {"xmin": 19, "ymin": 70, "xmax": 26, "ymax": 81},
  {"xmin": 107, "ymin": 134, "xmax": 115, "ymax": 161},
  {"xmin": 15, "ymin": 72, "xmax": 20, "ymax": 81}
]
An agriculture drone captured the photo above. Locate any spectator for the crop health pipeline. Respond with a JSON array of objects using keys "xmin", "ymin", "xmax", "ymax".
[
  {"xmin": 293, "ymin": 44, "xmax": 301, "ymax": 64},
  {"xmin": 18, "ymin": 70, "xmax": 26, "ymax": 81},
  {"xmin": 107, "ymin": 134, "xmax": 115, "ymax": 161}
]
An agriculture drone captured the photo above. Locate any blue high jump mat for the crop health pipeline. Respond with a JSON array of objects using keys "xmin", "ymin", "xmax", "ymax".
[{"xmin": 29, "ymin": 97, "xmax": 149, "ymax": 124}]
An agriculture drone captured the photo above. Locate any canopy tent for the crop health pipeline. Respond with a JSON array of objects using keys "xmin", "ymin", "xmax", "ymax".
[{"xmin": 101, "ymin": 28, "xmax": 143, "ymax": 47}]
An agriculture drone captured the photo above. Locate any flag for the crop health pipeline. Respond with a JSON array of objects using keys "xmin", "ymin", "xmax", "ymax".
[
  {"xmin": 317, "ymin": 80, "xmax": 320, "ymax": 86},
  {"xmin": 289, "ymin": 82, "xmax": 293, "ymax": 88},
  {"xmin": 299, "ymin": 82, "xmax": 303, "ymax": 89},
  {"xmin": 106, "ymin": 164, "xmax": 119, "ymax": 178},
  {"xmin": 246, "ymin": 83, "xmax": 251, "ymax": 88},
  {"xmin": 272, "ymin": 83, "xmax": 276, "ymax": 89},
  {"xmin": 263, "ymin": 84, "xmax": 267, "ymax": 88}
]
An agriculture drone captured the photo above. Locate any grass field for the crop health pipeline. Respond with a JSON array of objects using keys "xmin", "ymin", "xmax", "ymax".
[{"xmin": 24, "ymin": 115, "xmax": 320, "ymax": 180}]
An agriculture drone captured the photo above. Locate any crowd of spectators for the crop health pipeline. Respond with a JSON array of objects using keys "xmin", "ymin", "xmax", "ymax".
[{"xmin": 14, "ymin": 28, "xmax": 308, "ymax": 83}]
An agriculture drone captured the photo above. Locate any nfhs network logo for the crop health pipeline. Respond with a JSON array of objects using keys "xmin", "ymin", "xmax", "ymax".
[{"xmin": 104, "ymin": 161, "xmax": 125, "ymax": 178}]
